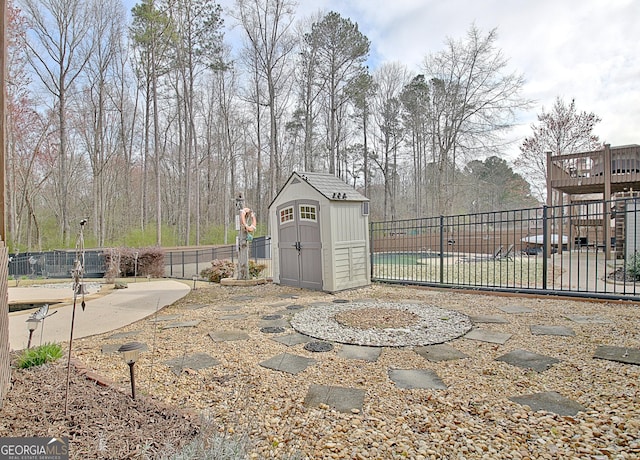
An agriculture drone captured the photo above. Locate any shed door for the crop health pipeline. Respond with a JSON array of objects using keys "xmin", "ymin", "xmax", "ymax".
[{"xmin": 277, "ymin": 200, "xmax": 322, "ymax": 290}]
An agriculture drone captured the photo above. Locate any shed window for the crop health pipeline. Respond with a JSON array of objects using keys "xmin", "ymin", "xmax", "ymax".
[
  {"xmin": 299, "ymin": 205, "xmax": 317, "ymax": 221},
  {"xmin": 280, "ymin": 207, "xmax": 294, "ymax": 224}
]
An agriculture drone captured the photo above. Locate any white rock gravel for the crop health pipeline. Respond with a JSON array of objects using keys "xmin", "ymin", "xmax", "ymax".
[
  {"xmin": 73, "ymin": 282, "xmax": 640, "ymax": 459},
  {"xmin": 290, "ymin": 302, "xmax": 472, "ymax": 346}
]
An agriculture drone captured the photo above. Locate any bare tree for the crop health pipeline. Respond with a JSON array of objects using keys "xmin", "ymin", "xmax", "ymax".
[
  {"xmin": 130, "ymin": 0, "xmax": 176, "ymax": 245},
  {"xmin": 514, "ymin": 97, "xmax": 601, "ymax": 200},
  {"xmin": 422, "ymin": 25, "xmax": 528, "ymax": 215},
  {"xmin": 74, "ymin": 0, "xmax": 127, "ymax": 247},
  {"xmin": 371, "ymin": 62, "xmax": 408, "ymax": 220},
  {"xmin": 235, "ymin": 0, "xmax": 297, "ymax": 207},
  {"xmin": 21, "ymin": 0, "xmax": 95, "ymax": 245}
]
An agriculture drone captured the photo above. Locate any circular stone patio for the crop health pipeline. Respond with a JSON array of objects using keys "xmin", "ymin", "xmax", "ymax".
[{"xmin": 290, "ymin": 302, "xmax": 473, "ymax": 347}]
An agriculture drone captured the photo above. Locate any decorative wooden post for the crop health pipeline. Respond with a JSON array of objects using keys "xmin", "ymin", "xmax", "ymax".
[{"xmin": 236, "ymin": 193, "xmax": 249, "ymax": 280}]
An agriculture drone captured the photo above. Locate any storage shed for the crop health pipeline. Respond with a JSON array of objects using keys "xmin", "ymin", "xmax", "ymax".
[{"xmin": 269, "ymin": 172, "xmax": 370, "ymax": 292}]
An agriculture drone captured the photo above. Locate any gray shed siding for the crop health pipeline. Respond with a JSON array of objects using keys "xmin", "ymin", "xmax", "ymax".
[{"xmin": 324, "ymin": 202, "xmax": 369, "ymax": 291}]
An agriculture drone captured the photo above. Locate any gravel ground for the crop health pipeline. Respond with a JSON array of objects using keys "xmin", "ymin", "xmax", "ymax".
[{"xmin": 12, "ymin": 282, "xmax": 640, "ymax": 459}]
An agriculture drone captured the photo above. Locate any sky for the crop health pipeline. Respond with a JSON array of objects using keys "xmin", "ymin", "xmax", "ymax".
[{"xmin": 216, "ymin": 0, "xmax": 640, "ymax": 160}]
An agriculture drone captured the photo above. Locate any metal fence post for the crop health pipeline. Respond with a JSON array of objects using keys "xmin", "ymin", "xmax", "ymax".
[
  {"xmin": 542, "ymin": 205, "xmax": 548, "ymax": 290},
  {"xmin": 439, "ymin": 216, "xmax": 444, "ymax": 284},
  {"xmin": 369, "ymin": 222, "xmax": 374, "ymax": 280}
]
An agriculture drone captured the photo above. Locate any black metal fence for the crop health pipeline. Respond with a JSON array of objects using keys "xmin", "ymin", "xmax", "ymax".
[
  {"xmin": 8, "ymin": 250, "xmax": 106, "ymax": 279},
  {"xmin": 370, "ymin": 197, "xmax": 640, "ymax": 301},
  {"xmin": 164, "ymin": 236, "xmax": 272, "ymax": 280}
]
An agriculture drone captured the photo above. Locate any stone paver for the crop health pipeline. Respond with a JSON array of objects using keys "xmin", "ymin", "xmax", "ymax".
[
  {"xmin": 337, "ymin": 344, "xmax": 381, "ymax": 362},
  {"xmin": 208, "ymin": 330, "xmax": 250, "ymax": 342},
  {"xmin": 510, "ymin": 391, "xmax": 586, "ymax": 416},
  {"xmin": 271, "ymin": 332, "xmax": 313, "ymax": 347},
  {"xmin": 215, "ymin": 305, "xmax": 243, "ymax": 312},
  {"xmin": 218, "ymin": 314, "xmax": 248, "ymax": 320},
  {"xmin": 149, "ymin": 315, "xmax": 181, "ymax": 323},
  {"xmin": 414, "ymin": 344, "xmax": 468, "ymax": 362},
  {"xmin": 163, "ymin": 353, "xmax": 220, "ymax": 374},
  {"xmin": 464, "ymin": 329, "xmax": 512, "ymax": 345},
  {"xmin": 388, "ymin": 369, "xmax": 447, "ymax": 390},
  {"xmin": 498, "ymin": 305, "xmax": 535, "ymax": 314},
  {"xmin": 304, "ymin": 384, "xmax": 365, "ymax": 413},
  {"xmin": 259, "ymin": 319, "xmax": 290, "ymax": 328},
  {"xmin": 259, "ymin": 353, "xmax": 316, "ymax": 374},
  {"xmin": 593, "ymin": 345, "xmax": 640, "ymax": 365},
  {"xmin": 184, "ymin": 304, "xmax": 208, "ymax": 310},
  {"xmin": 469, "ymin": 315, "xmax": 509, "ymax": 324},
  {"xmin": 496, "ymin": 349, "xmax": 560, "ymax": 372},
  {"xmin": 530, "ymin": 325, "xmax": 575, "ymax": 336},
  {"xmin": 162, "ymin": 320, "xmax": 201, "ymax": 329},
  {"xmin": 231, "ymin": 295, "xmax": 256, "ymax": 302}
]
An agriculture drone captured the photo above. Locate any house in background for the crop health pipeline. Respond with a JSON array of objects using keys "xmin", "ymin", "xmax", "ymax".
[{"xmin": 547, "ymin": 143, "xmax": 640, "ymax": 259}]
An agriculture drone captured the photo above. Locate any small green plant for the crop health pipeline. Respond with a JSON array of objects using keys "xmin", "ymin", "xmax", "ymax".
[
  {"xmin": 200, "ymin": 259, "xmax": 235, "ymax": 283},
  {"xmin": 17, "ymin": 343, "xmax": 63, "ymax": 369},
  {"xmin": 627, "ymin": 253, "xmax": 640, "ymax": 280}
]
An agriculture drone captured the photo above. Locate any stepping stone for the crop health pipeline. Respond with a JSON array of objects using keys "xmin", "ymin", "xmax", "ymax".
[
  {"xmin": 338, "ymin": 344, "xmax": 381, "ymax": 362},
  {"xmin": 498, "ymin": 305, "xmax": 535, "ymax": 314},
  {"xmin": 530, "ymin": 325, "xmax": 575, "ymax": 337},
  {"xmin": 215, "ymin": 305, "xmax": 242, "ymax": 312},
  {"xmin": 259, "ymin": 353, "xmax": 315, "ymax": 374},
  {"xmin": 184, "ymin": 304, "xmax": 208, "ymax": 310},
  {"xmin": 304, "ymin": 341, "xmax": 334, "ymax": 352},
  {"xmin": 286, "ymin": 304, "xmax": 305, "ymax": 311},
  {"xmin": 333, "ymin": 299, "xmax": 349, "ymax": 303},
  {"xmin": 231, "ymin": 295, "xmax": 256, "ymax": 301},
  {"xmin": 149, "ymin": 315, "xmax": 181, "ymax": 322},
  {"xmin": 260, "ymin": 326, "xmax": 285, "ymax": 334},
  {"xmin": 261, "ymin": 314, "xmax": 283, "ymax": 320},
  {"xmin": 510, "ymin": 391, "xmax": 586, "ymax": 416},
  {"xmin": 496, "ymin": 349, "xmax": 560, "ymax": 372},
  {"xmin": 469, "ymin": 315, "xmax": 508, "ymax": 324},
  {"xmin": 163, "ymin": 353, "xmax": 220, "ymax": 374},
  {"xmin": 566, "ymin": 315, "xmax": 612, "ymax": 324},
  {"xmin": 279, "ymin": 294, "xmax": 299, "ymax": 299},
  {"xmin": 259, "ymin": 319, "xmax": 289, "ymax": 328},
  {"xmin": 593, "ymin": 345, "xmax": 640, "ymax": 365},
  {"xmin": 162, "ymin": 320, "xmax": 201, "ymax": 329},
  {"xmin": 414, "ymin": 344, "xmax": 468, "ymax": 362},
  {"xmin": 209, "ymin": 330, "xmax": 250, "ymax": 342},
  {"xmin": 218, "ymin": 314, "xmax": 248, "ymax": 320},
  {"xmin": 304, "ymin": 384, "xmax": 365, "ymax": 413},
  {"xmin": 464, "ymin": 329, "xmax": 511, "ymax": 345},
  {"xmin": 389, "ymin": 369, "xmax": 447, "ymax": 390},
  {"xmin": 107, "ymin": 330, "xmax": 142, "ymax": 340},
  {"xmin": 272, "ymin": 332, "xmax": 313, "ymax": 347}
]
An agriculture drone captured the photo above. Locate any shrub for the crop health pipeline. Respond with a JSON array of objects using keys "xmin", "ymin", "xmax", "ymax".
[
  {"xmin": 200, "ymin": 259, "xmax": 235, "ymax": 283},
  {"xmin": 249, "ymin": 260, "xmax": 266, "ymax": 278},
  {"xmin": 17, "ymin": 343, "xmax": 63, "ymax": 369},
  {"xmin": 627, "ymin": 252, "xmax": 640, "ymax": 280},
  {"xmin": 104, "ymin": 247, "xmax": 166, "ymax": 281}
]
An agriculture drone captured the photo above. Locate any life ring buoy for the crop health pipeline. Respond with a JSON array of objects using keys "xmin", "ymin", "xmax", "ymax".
[{"xmin": 240, "ymin": 207, "xmax": 257, "ymax": 233}]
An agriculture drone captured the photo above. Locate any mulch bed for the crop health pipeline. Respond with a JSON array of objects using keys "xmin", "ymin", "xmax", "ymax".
[{"xmin": 0, "ymin": 357, "xmax": 201, "ymax": 459}]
